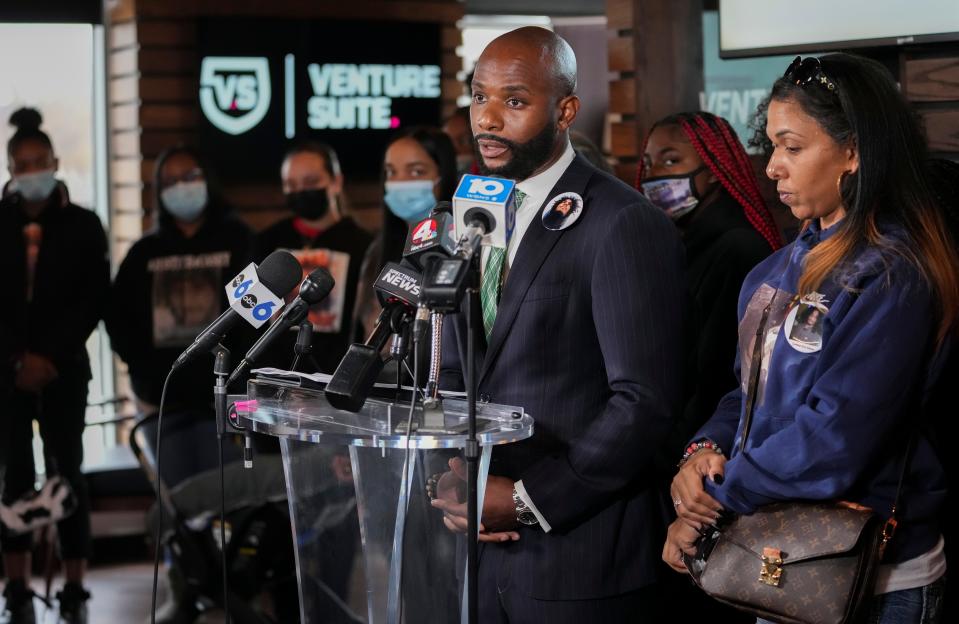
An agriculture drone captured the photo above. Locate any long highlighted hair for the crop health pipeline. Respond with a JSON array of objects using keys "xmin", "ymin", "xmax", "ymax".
[{"xmin": 751, "ymin": 53, "xmax": 959, "ymax": 344}]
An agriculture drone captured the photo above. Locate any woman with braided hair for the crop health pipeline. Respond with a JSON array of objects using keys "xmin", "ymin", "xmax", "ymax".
[{"xmin": 638, "ymin": 111, "xmax": 783, "ymax": 456}]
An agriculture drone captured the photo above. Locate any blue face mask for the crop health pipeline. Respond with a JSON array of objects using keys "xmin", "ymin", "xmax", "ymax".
[
  {"xmin": 161, "ymin": 180, "xmax": 208, "ymax": 222},
  {"xmin": 13, "ymin": 169, "xmax": 58, "ymax": 202},
  {"xmin": 384, "ymin": 180, "xmax": 436, "ymax": 222}
]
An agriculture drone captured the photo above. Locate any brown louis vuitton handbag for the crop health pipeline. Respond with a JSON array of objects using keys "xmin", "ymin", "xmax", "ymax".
[{"xmin": 682, "ymin": 303, "xmax": 910, "ymax": 624}]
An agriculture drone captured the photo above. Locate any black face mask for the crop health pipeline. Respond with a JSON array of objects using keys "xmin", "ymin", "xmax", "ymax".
[{"xmin": 286, "ymin": 188, "xmax": 331, "ymax": 220}]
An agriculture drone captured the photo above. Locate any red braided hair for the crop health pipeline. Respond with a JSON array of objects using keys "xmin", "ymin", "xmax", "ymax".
[{"xmin": 635, "ymin": 111, "xmax": 783, "ymax": 251}]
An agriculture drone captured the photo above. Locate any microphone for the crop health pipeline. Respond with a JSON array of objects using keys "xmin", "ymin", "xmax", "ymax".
[
  {"xmin": 402, "ymin": 201, "xmax": 457, "ymax": 272},
  {"xmin": 226, "ymin": 267, "xmax": 336, "ymax": 386},
  {"xmin": 451, "ymin": 174, "xmax": 518, "ymax": 253},
  {"xmin": 172, "ymin": 250, "xmax": 302, "ymax": 371},
  {"xmin": 418, "ymin": 174, "xmax": 517, "ymax": 313},
  {"xmin": 325, "ymin": 263, "xmax": 422, "ymax": 412},
  {"xmin": 374, "ymin": 261, "xmax": 422, "ymax": 308},
  {"xmin": 325, "ymin": 303, "xmax": 408, "ymax": 412}
]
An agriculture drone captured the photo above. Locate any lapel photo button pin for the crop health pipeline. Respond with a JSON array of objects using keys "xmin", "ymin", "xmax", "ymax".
[{"xmin": 541, "ymin": 192, "xmax": 584, "ymax": 231}]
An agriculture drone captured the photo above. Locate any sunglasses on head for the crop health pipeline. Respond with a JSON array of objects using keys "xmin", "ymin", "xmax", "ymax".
[{"xmin": 783, "ymin": 56, "xmax": 837, "ymax": 93}]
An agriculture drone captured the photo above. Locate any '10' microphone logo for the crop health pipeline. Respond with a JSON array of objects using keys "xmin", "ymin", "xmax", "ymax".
[{"xmin": 467, "ymin": 178, "xmax": 505, "ymax": 196}]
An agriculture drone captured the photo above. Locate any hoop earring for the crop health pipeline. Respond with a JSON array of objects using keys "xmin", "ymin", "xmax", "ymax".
[{"xmin": 836, "ymin": 171, "xmax": 850, "ymax": 207}]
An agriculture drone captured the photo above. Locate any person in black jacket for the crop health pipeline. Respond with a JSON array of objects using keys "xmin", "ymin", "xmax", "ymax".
[
  {"xmin": 106, "ymin": 145, "xmax": 253, "ymax": 484},
  {"xmin": 0, "ymin": 108, "xmax": 109, "ymax": 624},
  {"xmin": 105, "ymin": 145, "xmax": 255, "ymax": 623},
  {"xmin": 638, "ymin": 111, "xmax": 783, "ymax": 455},
  {"xmin": 253, "ymin": 141, "xmax": 372, "ymax": 373}
]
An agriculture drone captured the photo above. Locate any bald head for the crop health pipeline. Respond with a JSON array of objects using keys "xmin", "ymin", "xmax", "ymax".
[
  {"xmin": 481, "ymin": 27, "xmax": 577, "ymax": 99},
  {"xmin": 470, "ymin": 26, "xmax": 580, "ymax": 181}
]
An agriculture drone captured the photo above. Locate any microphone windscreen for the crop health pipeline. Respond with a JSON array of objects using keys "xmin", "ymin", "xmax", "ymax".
[
  {"xmin": 258, "ymin": 250, "xmax": 302, "ymax": 297},
  {"xmin": 301, "ymin": 267, "xmax": 336, "ymax": 304}
]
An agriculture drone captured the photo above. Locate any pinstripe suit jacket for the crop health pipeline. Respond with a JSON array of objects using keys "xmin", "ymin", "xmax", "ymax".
[{"xmin": 440, "ymin": 155, "xmax": 687, "ymax": 600}]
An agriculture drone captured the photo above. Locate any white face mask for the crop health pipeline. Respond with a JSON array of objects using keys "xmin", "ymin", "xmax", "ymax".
[
  {"xmin": 161, "ymin": 180, "xmax": 208, "ymax": 222},
  {"xmin": 13, "ymin": 169, "xmax": 58, "ymax": 202}
]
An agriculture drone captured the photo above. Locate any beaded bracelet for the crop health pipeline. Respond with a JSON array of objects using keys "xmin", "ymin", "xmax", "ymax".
[{"xmin": 678, "ymin": 439, "xmax": 724, "ymax": 468}]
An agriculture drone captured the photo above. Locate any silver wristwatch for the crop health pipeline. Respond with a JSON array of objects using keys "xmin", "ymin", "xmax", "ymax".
[{"xmin": 512, "ymin": 487, "xmax": 539, "ymax": 526}]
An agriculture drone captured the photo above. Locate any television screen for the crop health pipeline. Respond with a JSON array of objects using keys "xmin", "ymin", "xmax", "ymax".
[
  {"xmin": 197, "ymin": 17, "xmax": 443, "ymax": 181},
  {"xmin": 719, "ymin": 0, "xmax": 959, "ymax": 58}
]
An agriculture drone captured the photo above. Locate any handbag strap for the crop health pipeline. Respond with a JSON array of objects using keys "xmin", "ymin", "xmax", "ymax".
[
  {"xmin": 737, "ymin": 291, "xmax": 913, "ymax": 557},
  {"xmin": 739, "ymin": 301, "xmax": 772, "ymax": 454}
]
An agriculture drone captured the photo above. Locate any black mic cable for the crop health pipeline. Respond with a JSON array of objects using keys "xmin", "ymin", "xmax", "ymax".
[{"xmin": 150, "ymin": 369, "xmax": 174, "ymax": 624}]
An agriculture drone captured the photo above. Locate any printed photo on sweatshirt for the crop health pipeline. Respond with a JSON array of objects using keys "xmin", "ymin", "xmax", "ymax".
[{"xmin": 148, "ymin": 251, "xmax": 231, "ymax": 347}]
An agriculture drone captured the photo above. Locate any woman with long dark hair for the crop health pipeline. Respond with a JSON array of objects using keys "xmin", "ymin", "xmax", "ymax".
[
  {"xmin": 664, "ymin": 54, "xmax": 958, "ymax": 623},
  {"xmin": 354, "ymin": 126, "xmax": 457, "ymax": 337}
]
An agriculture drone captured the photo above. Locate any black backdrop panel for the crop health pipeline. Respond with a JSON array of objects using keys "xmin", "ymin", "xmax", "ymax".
[
  {"xmin": 0, "ymin": 0, "xmax": 102, "ymax": 23},
  {"xmin": 197, "ymin": 17, "xmax": 443, "ymax": 182}
]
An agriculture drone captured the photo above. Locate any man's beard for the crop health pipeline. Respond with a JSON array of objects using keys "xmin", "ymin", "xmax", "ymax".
[{"xmin": 474, "ymin": 118, "xmax": 558, "ymax": 181}]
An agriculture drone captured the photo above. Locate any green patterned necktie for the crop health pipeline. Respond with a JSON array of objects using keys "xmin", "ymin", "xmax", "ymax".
[{"xmin": 480, "ymin": 189, "xmax": 526, "ymax": 341}]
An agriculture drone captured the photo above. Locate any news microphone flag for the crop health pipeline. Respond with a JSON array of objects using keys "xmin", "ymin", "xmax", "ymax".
[
  {"xmin": 402, "ymin": 204, "xmax": 457, "ymax": 272},
  {"xmin": 452, "ymin": 174, "xmax": 517, "ymax": 249},
  {"xmin": 226, "ymin": 262, "xmax": 286, "ymax": 328},
  {"xmin": 374, "ymin": 261, "xmax": 422, "ymax": 308}
]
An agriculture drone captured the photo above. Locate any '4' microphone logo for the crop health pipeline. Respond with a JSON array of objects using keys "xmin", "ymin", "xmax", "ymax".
[{"xmin": 200, "ymin": 57, "xmax": 272, "ymax": 136}]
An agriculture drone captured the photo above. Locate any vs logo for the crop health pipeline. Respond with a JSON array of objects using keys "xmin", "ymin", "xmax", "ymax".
[{"xmin": 200, "ymin": 57, "xmax": 272, "ymax": 136}]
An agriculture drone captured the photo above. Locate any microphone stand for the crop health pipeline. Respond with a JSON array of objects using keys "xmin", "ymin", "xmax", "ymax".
[
  {"xmin": 212, "ymin": 345, "xmax": 232, "ymax": 624},
  {"xmin": 465, "ymin": 285, "xmax": 480, "ymax": 624},
  {"xmin": 291, "ymin": 320, "xmax": 321, "ymax": 373},
  {"xmin": 417, "ymin": 244, "xmax": 482, "ymax": 623}
]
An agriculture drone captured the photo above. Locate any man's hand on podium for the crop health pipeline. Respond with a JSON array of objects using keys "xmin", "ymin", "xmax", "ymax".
[{"xmin": 430, "ymin": 457, "xmax": 520, "ymax": 543}]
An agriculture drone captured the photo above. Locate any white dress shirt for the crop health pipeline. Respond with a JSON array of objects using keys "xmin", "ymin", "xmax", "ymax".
[
  {"xmin": 480, "ymin": 140, "xmax": 576, "ymax": 533},
  {"xmin": 480, "ymin": 140, "xmax": 577, "ymax": 274}
]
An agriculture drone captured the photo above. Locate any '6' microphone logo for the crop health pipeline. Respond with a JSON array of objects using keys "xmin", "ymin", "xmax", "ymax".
[{"xmin": 232, "ymin": 276, "xmax": 278, "ymax": 321}]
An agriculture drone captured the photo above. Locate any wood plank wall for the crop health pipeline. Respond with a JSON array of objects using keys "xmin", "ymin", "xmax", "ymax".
[
  {"xmin": 902, "ymin": 52, "xmax": 959, "ymax": 159},
  {"xmin": 106, "ymin": 0, "xmax": 464, "ymax": 239},
  {"xmin": 605, "ymin": 0, "xmax": 703, "ymax": 185}
]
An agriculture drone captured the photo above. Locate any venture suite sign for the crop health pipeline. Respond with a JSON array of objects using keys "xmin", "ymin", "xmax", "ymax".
[{"xmin": 197, "ymin": 18, "xmax": 442, "ymax": 180}]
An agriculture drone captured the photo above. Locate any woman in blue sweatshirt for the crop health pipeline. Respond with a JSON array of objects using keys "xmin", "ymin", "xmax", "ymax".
[{"xmin": 663, "ymin": 54, "xmax": 958, "ymax": 624}]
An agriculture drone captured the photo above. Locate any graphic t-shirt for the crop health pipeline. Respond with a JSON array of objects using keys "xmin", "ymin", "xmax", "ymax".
[{"xmin": 148, "ymin": 251, "xmax": 231, "ymax": 348}]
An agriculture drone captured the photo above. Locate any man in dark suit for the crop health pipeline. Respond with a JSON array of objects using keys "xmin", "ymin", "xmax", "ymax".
[{"xmin": 431, "ymin": 27, "xmax": 686, "ymax": 622}]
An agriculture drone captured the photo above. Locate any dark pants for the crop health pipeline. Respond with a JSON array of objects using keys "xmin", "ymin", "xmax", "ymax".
[
  {"xmin": 478, "ymin": 542, "xmax": 665, "ymax": 624},
  {"xmin": 1, "ymin": 373, "xmax": 91, "ymax": 560},
  {"xmin": 138, "ymin": 409, "xmax": 243, "ymax": 489}
]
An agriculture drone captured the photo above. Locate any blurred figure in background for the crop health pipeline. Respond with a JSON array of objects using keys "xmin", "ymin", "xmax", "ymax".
[
  {"xmin": 442, "ymin": 106, "xmax": 475, "ymax": 175},
  {"xmin": 354, "ymin": 126, "xmax": 458, "ymax": 338},
  {"xmin": 106, "ymin": 144, "xmax": 254, "ymax": 624},
  {"xmin": 253, "ymin": 141, "xmax": 372, "ymax": 374},
  {"xmin": 638, "ymin": 111, "xmax": 782, "ymax": 456},
  {"xmin": 570, "ymin": 129, "xmax": 613, "ymax": 174},
  {"xmin": 0, "ymin": 107, "xmax": 109, "ymax": 624},
  {"xmin": 106, "ymin": 145, "xmax": 252, "ymax": 485}
]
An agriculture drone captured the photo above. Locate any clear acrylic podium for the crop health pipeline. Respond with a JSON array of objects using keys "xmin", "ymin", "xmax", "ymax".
[{"xmin": 233, "ymin": 376, "xmax": 534, "ymax": 624}]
